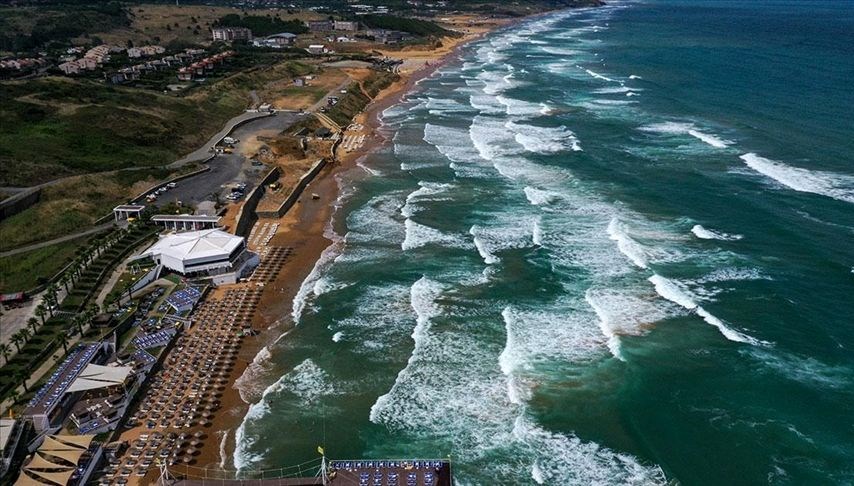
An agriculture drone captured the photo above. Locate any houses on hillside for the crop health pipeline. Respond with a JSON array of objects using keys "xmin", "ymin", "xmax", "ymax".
[{"xmin": 175, "ymin": 50, "xmax": 235, "ymax": 82}]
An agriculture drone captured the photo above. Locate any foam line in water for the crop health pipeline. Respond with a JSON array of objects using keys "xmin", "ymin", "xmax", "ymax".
[
  {"xmin": 584, "ymin": 291, "xmax": 625, "ymax": 361},
  {"xmin": 648, "ymin": 274, "xmax": 763, "ymax": 345},
  {"xmin": 606, "ymin": 217, "xmax": 649, "ymax": 269},
  {"xmin": 740, "ymin": 153, "xmax": 854, "ymax": 203},
  {"xmin": 691, "ymin": 224, "xmax": 743, "ymax": 241},
  {"xmin": 369, "ymin": 277, "xmax": 443, "ymax": 423},
  {"xmin": 639, "ymin": 122, "xmax": 732, "ymax": 148}
]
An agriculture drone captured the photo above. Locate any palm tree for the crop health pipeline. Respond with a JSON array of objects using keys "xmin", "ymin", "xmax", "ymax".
[
  {"xmin": 15, "ymin": 371, "xmax": 29, "ymax": 393},
  {"xmin": 73, "ymin": 314, "xmax": 85, "ymax": 337},
  {"xmin": 0, "ymin": 343, "xmax": 11, "ymax": 364},
  {"xmin": 20, "ymin": 328, "xmax": 31, "ymax": 343},
  {"xmin": 60, "ymin": 273, "xmax": 71, "ymax": 293},
  {"xmin": 10, "ymin": 331, "xmax": 24, "ymax": 352},
  {"xmin": 7, "ymin": 389, "xmax": 20, "ymax": 406},
  {"xmin": 56, "ymin": 332, "xmax": 70, "ymax": 354},
  {"xmin": 27, "ymin": 317, "xmax": 39, "ymax": 333},
  {"xmin": 34, "ymin": 303, "xmax": 47, "ymax": 326}
]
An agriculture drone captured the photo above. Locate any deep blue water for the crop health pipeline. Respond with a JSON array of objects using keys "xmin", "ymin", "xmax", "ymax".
[{"xmin": 233, "ymin": 1, "xmax": 854, "ymax": 484}]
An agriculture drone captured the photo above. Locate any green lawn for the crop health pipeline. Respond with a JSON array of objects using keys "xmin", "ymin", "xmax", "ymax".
[{"xmin": 0, "ymin": 238, "xmax": 87, "ymax": 293}]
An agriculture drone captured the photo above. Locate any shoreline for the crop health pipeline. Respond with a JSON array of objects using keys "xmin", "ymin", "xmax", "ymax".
[{"xmin": 192, "ymin": 14, "xmax": 532, "ymax": 476}]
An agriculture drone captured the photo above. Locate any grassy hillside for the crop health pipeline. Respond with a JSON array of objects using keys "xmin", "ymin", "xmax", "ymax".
[
  {"xmin": 0, "ymin": 77, "xmax": 246, "ymax": 186},
  {"xmin": 0, "ymin": 60, "xmax": 313, "ymax": 187}
]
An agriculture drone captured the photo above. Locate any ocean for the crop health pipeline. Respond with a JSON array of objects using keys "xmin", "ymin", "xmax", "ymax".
[{"xmin": 233, "ymin": 1, "xmax": 854, "ymax": 484}]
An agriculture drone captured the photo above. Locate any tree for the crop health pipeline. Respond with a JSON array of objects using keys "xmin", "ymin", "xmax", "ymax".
[
  {"xmin": 56, "ymin": 332, "xmax": 70, "ymax": 354},
  {"xmin": 20, "ymin": 328, "xmax": 31, "ymax": 342},
  {"xmin": 10, "ymin": 331, "xmax": 24, "ymax": 352},
  {"xmin": 0, "ymin": 343, "xmax": 11, "ymax": 364},
  {"xmin": 15, "ymin": 371, "xmax": 29, "ymax": 393},
  {"xmin": 73, "ymin": 314, "xmax": 85, "ymax": 336},
  {"xmin": 34, "ymin": 303, "xmax": 47, "ymax": 326},
  {"xmin": 7, "ymin": 389, "xmax": 19, "ymax": 405},
  {"xmin": 27, "ymin": 317, "xmax": 39, "ymax": 333},
  {"xmin": 60, "ymin": 273, "xmax": 71, "ymax": 293}
]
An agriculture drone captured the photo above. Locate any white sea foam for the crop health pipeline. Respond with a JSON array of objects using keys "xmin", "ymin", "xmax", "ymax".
[
  {"xmin": 332, "ymin": 331, "xmax": 344, "ymax": 342},
  {"xmin": 648, "ymin": 274, "xmax": 763, "ymax": 345},
  {"xmin": 512, "ymin": 416, "xmax": 668, "ymax": 485},
  {"xmin": 594, "ymin": 86, "xmax": 641, "ymax": 94},
  {"xmin": 740, "ymin": 153, "xmax": 854, "ymax": 203},
  {"xmin": 582, "ymin": 67, "xmax": 615, "ymax": 82},
  {"xmin": 607, "ymin": 217, "xmax": 650, "ymax": 269},
  {"xmin": 402, "ymin": 219, "xmax": 470, "ymax": 251},
  {"xmin": 369, "ymin": 277, "xmax": 443, "ymax": 423},
  {"xmin": 508, "ymin": 121, "xmax": 583, "ymax": 153},
  {"xmin": 524, "ymin": 186, "xmax": 561, "ymax": 206},
  {"xmin": 629, "ymin": 74, "xmax": 642, "ymax": 79},
  {"xmin": 541, "ymin": 46, "xmax": 581, "ymax": 56},
  {"xmin": 585, "ymin": 288, "xmax": 675, "ymax": 361},
  {"xmin": 401, "ymin": 181, "xmax": 454, "ymax": 218},
  {"xmin": 532, "ymin": 218, "xmax": 544, "ymax": 246},
  {"xmin": 640, "ymin": 122, "xmax": 732, "ymax": 148},
  {"xmin": 292, "ymin": 220, "xmax": 344, "ymax": 323},
  {"xmin": 496, "ymin": 95, "xmax": 550, "ymax": 117},
  {"xmin": 691, "ymin": 224, "xmax": 743, "ymax": 241}
]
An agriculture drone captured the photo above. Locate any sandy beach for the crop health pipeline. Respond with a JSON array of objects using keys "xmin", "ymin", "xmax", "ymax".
[{"xmin": 184, "ymin": 18, "xmax": 516, "ymax": 477}]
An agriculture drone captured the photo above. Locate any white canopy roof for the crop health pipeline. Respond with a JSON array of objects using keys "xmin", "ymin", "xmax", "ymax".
[
  {"xmin": 65, "ymin": 364, "xmax": 132, "ymax": 393},
  {"xmin": 144, "ymin": 229, "xmax": 243, "ymax": 263}
]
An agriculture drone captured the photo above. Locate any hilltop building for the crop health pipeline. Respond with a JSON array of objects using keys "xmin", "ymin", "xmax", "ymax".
[{"xmin": 211, "ymin": 27, "xmax": 253, "ymax": 42}]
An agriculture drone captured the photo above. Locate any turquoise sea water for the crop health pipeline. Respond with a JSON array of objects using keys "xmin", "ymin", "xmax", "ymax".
[{"xmin": 233, "ymin": 1, "xmax": 854, "ymax": 484}]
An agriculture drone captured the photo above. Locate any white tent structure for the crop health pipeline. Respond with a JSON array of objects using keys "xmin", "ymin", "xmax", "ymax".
[
  {"xmin": 15, "ymin": 434, "xmax": 96, "ymax": 486},
  {"xmin": 137, "ymin": 229, "xmax": 258, "ymax": 284},
  {"xmin": 65, "ymin": 364, "xmax": 132, "ymax": 394}
]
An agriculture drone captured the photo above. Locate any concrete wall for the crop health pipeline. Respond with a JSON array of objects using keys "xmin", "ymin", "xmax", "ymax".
[
  {"xmin": 233, "ymin": 167, "xmax": 280, "ymax": 237},
  {"xmin": 256, "ymin": 159, "xmax": 328, "ymax": 219},
  {"xmin": 0, "ymin": 187, "xmax": 41, "ymax": 221}
]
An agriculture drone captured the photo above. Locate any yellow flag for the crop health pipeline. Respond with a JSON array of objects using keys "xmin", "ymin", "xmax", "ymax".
[{"xmin": 317, "ymin": 446, "xmax": 325, "ymax": 455}]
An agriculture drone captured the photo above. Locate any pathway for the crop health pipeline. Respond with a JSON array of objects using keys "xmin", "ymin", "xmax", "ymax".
[{"xmin": 0, "ymin": 222, "xmax": 113, "ymax": 257}]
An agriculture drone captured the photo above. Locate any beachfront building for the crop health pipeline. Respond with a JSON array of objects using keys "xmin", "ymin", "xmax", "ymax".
[
  {"xmin": 211, "ymin": 27, "xmax": 253, "ymax": 42},
  {"xmin": 137, "ymin": 229, "xmax": 258, "ymax": 285},
  {"xmin": 24, "ymin": 342, "xmax": 115, "ymax": 434},
  {"xmin": 65, "ymin": 363, "xmax": 146, "ymax": 435}
]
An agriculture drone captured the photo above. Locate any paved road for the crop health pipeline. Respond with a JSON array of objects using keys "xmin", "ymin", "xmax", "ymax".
[
  {"xmin": 0, "ymin": 222, "xmax": 113, "ymax": 257},
  {"xmin": 168, "ymin": 111, "xmax": 279, "ymax": 169}
]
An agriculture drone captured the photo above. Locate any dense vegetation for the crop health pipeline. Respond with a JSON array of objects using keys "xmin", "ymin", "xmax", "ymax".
[
  {"xmin": 359, "ymin": 14, "xmax": 455, "ymax": 38},
  {"xmin": 214, "ymin": 14, "xmax": 309, "ymax": 37}
]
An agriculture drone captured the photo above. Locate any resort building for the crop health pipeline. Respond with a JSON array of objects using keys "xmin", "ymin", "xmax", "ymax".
[
  {"xmin": 24, "ymin": 342, "xmax": 115, "ymax": 434},
  {"xmin": 137, "ymin": 229, "xmax": 258, "ymax": 285}
]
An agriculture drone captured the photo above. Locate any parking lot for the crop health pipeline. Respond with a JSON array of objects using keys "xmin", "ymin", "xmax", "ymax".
[{"xmin": 153, "ymin": 112, "xmax": 302, "ymax": 208}]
